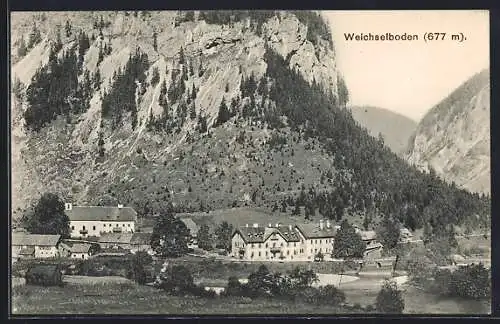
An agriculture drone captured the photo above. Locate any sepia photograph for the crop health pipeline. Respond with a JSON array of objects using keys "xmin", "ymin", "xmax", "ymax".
[{"xmin": 9, "ymin": 9, "xmax": 491, "ymax": 316}]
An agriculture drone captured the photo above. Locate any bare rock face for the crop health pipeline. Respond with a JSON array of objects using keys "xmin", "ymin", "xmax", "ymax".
[
  {"xmin": 10, "ymin": 11, "xmax": 340, "ymax": 214},
  {"xmin": 406, "ymin": 69, "xmax": 490, "ymax": 195}
]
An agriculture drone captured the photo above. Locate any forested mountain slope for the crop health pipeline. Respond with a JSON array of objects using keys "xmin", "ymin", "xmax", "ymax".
[{"xmin": 11, "ymin": 11, "xmax": 489, "ymax": 238}]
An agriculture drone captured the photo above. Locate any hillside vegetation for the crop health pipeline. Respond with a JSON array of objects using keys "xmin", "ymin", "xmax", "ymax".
[{"xmin": 11, "ymin": 11, "xmax": 490, "ymax": 239}]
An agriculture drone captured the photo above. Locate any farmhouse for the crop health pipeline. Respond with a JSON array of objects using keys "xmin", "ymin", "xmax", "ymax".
[
  {"xmin": 231, "ymin": 220, "xmax": 338, "ymax": 261},
  {"xmin": 98, "ymin": 232, "xmax": 153, "ymax": 255},
  {"xmin": 12, "ymin": 233, "xmax": 62, "ymax": 260},
  {"xmin": 59, "ymin": 241, "xmax": 99, "ymax": 260},
  {"xmin": 231, "ymin": 220, "xmax": 385, "ymax": 262},
  {"xmin": 232, "ymin": 223, "xmax": 302, "ymax": 261},
  {"xmin": 64, "ymin": 203, "xmax": 137, "ymax": 238},
  {"xmin": 294, "ymin": 220, "xmax": 337, "ymax": 260}
]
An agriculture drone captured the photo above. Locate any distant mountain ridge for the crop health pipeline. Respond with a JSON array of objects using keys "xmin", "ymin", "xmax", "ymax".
[
  {"xmin": 406, "ymin": 68, "xmax": 490, "ymax": 195},
  {"xmin": 349, "ymin": 105, "xmax": 417, "ymax": 155}
]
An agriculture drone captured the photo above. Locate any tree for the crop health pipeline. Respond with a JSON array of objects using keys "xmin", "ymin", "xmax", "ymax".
[
  {"xmin": 128, "ymin": 251, "xmax": 153, "ymax": 285},
  {"xmin": 288, "ymin": 267, "xmax": 319, "ymax": 288},
  {"xmin": 65, "ymin": 20, "xmax": 72, "ymax": 37},
  {"xmin": 376, "ymin": 215, "xmax": 400, "ymax": 251},
  {"xmin": 179, "ymin": 46, "xmax": 185, "ymax": 65},
  {"xmin": 215, "ymin": 221, "xmax": 233, "ymax": 252},
  {"xmin": 23, "ymin": 193, "xmax": 70, "ymax": 237},
  {"xmin": 97, "ymin": 132, "xmax": 105, "ymax": 157},
  {"xmin": 197, "ymin": 224, "xmax": 213, "ymax": 251},
  {"xmin": 375, "ymin": 280, "xmax": 405, "ymax": 313},
  {"xmin": 332, "ymin": 219, "xmax": 366, "ymax": 259},
  {"xmin": 153, "ymin": 32, "xmax": 158, "ymax": 51},
  {"xmin": 158, "ymin": 265, "xmax": 195, "ymax": 295},
  {"xmin": 150, "ymin": 206, "xmax": 191, "ymax": 257},
  {"xmin": 17, "ymin": 35, "xmax": 28, "ymax": 58},
  {"xmin": 225, "ymin": 276, "xmax": 243, "ymax": 296},
  {"xmin": 215, "ymin": 97, "xmax": 230, "ymax": 127},
  {"xmin": 27, "ymin": 22, "xmax": 42, "ymax": 49},
  {"xmin": 448, "ymin": 263, "xmax": 490, "ymax": 299},
  {"xmin": 151, "ymin": 66, "xmax": 160, "ymax": 86}
]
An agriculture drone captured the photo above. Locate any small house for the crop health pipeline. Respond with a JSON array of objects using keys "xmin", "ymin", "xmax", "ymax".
[{"xmin": 12, "ymin": 233, "xmax": 62, "ymax": 260}]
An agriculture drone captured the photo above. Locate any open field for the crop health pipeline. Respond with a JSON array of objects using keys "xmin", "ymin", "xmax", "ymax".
[
  {"xmin": 11, "ymin": 273, "xmax": 490, "ymax": 315},
  {"xmin": 11, "ymin": 281, "xmax": 368, "ymax": 315}
]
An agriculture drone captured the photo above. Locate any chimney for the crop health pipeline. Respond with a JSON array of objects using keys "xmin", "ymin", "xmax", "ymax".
[
  {"xmin": 245, "ymin": 224, "xmax": 249, "ymax": 228},
  {"xmin": 289, "ymin": 224, "xmax": 293, "ymax": 231},
  {"xmin": 275, "ymin": 222, "xmax": 280, "ymax": 228},
  {"xmin": 268, "ymin": 223, "xmax": 272, "ymax": 228},
  {"xmin": 118, "ymin": 204, "xmax": 123, "ymax": 209},
  {"xmin": 65, "ymin": 203, "xmax": 72, "ymax": 211},
  {"xmin": 319, "ymin": 219, "xmax": 324, "ymax": 230},
  {"xmin": 326, "ymin": 220, "xmax": 331, "ymax": 228},
  {"xmin": 253, "ymin": 223, "xmax": 258, "ymax": 228}
]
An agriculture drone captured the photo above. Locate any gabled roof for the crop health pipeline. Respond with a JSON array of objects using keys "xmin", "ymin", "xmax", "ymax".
[
  {"xmin": 98, "ymin": 233, "xmax": 134, "ymax": 244},
  {"xmin": 12, "ymin": 233, "xmax": 61, "ymax": 247},
  {"xmin": 66, "ymin": 206, "xmax": 137, "ymax": 222},
  {"xmin": 294, "ymin": 224, "xmax": 336, "ymax": 239},
  {"xmin": 98, "ymin": 232, "xmax": 153, "ymax": 245},
  {"xmin": 68, "ymin": 243, "xmax": 92, "ymax": 254},
  {"xmin": 19, "ymin": 246, "xmax": 35, "ymax": 255},
  {"xmin": 233, "ymin": 225, "xmax": 301, "ymax": 244},
  {"xmin": 130, "ymin": 233, "xmax": 152, "ymax": 245},
  {"xmin": 180, "ymin": 218, "xmax": 199, "ymax": 235}
]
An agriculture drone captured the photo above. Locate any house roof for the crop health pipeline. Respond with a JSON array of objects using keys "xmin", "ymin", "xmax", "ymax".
[
  {"xmin": 233, "ymin": 225, "xmax": 301, "ymax": 244},
  {"xmin": 180, "ymin": 218, "xmax": 199, "ymax": 235},
  {"xmin": 19, "ymin": 246, "xmax": 35, "ymax": 255},
  {"xmin": 98, "ymin": 233, "xmax": 134, "ymax": 244},
  {"xmin": 69, "ymin": 243, "xmax": 92, "ymax": 254},
  {"xmin": 12, "ymin": 233, "xmax": 61, "ymax": 247},
  {"xmin": 130, "ymin": 233, "xmax": 152, "ymax": 245},
  {"xmin": 65, "ymin": 206, "xmax": 137, "ymax": 222},
  {"xmin": 294, "ymin": 224, "xmax": 337, "ymax": 239},
  {"xmin": 98, "ymin": 232, "xmax": 152, "ymax": 245}
]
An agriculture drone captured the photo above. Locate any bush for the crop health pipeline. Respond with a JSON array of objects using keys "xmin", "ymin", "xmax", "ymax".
[
  {"xmin": 375, "ymin": 280, "xmax": 405, "ymax": 314},
  {"xmin": 317, "ymin": 285, "xmax": 346, "ymax": 306},
  {"xmin": 157, "ymin": 264, "xmax": 196, "ymax": 295},
  {"xmin": 448, "ymin": 263, "xmax": 490, "ymax": 300}
]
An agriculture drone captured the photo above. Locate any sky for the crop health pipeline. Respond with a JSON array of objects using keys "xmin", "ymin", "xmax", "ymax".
[{"xmin": 324, "ymin": 11, "xmax": 489, "ymax": 122}]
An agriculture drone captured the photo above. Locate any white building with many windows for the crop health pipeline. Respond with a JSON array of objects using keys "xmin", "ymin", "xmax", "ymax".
[
  {"xmin": 65, "ymin": 203, "xmax": 137, "ymax": 238},
  {"xmin": 231, "ymin": 220, "xmax": 337, "ymax": 261}
]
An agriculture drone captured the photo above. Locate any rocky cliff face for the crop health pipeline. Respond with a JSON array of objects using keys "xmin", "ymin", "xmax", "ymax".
[
  {"xmin": 406, "ymin": 69, "xmax": 490, "ymax": 195},
  {"xmin": 10, "ymin": 11, "xmax": 340, "ymax": 218}
]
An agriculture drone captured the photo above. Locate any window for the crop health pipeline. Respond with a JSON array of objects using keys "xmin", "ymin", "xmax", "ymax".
[
  {"xmin": 128, "ymin": 224, "xmax": 131, "ymax": 227},
  {"xmin": 287, "ymin": 250, "xmax": 289, "ymax": 255},
  {"xmin": 71, "ymin": 226, "xmax": 75, "ymax": 230},
  {"xmin": 265, "ymin": 251, "xmax": 268, "ymax": 256},
  {"xmin": 82, "ymin": 226, "xmax": 86, "ymax": 230},
  {"xmin": 265, "ymin": 243, "xmax": 268, "ymax": 248},
  {"xmin": 93, "ymin": 226, "xmax": 96, "ymax": 231},
  {"xmin": 259, "ymin": 252, "xmax": 261, "ymax": 257},
  {"xmin": 281, "ymin": 243, "xmax": 283, "ymax": 247},
  {"xmin": 259, "ymin": 243, "xmax": 261, "ymax": 248},
  {"xmin": 294, "ymin": 242, "xmax": 296, "ymax": 247},
  {"xmin": 251, "ymin": 252, "xmax": 254, "ymax": 258},
  {"xmin": 103, "ymin": 224, "xmax": 106, "ymax": 227},
  {"xmin": 123, "ymin": 224, "xmax": 125, "ymax": 227}
]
